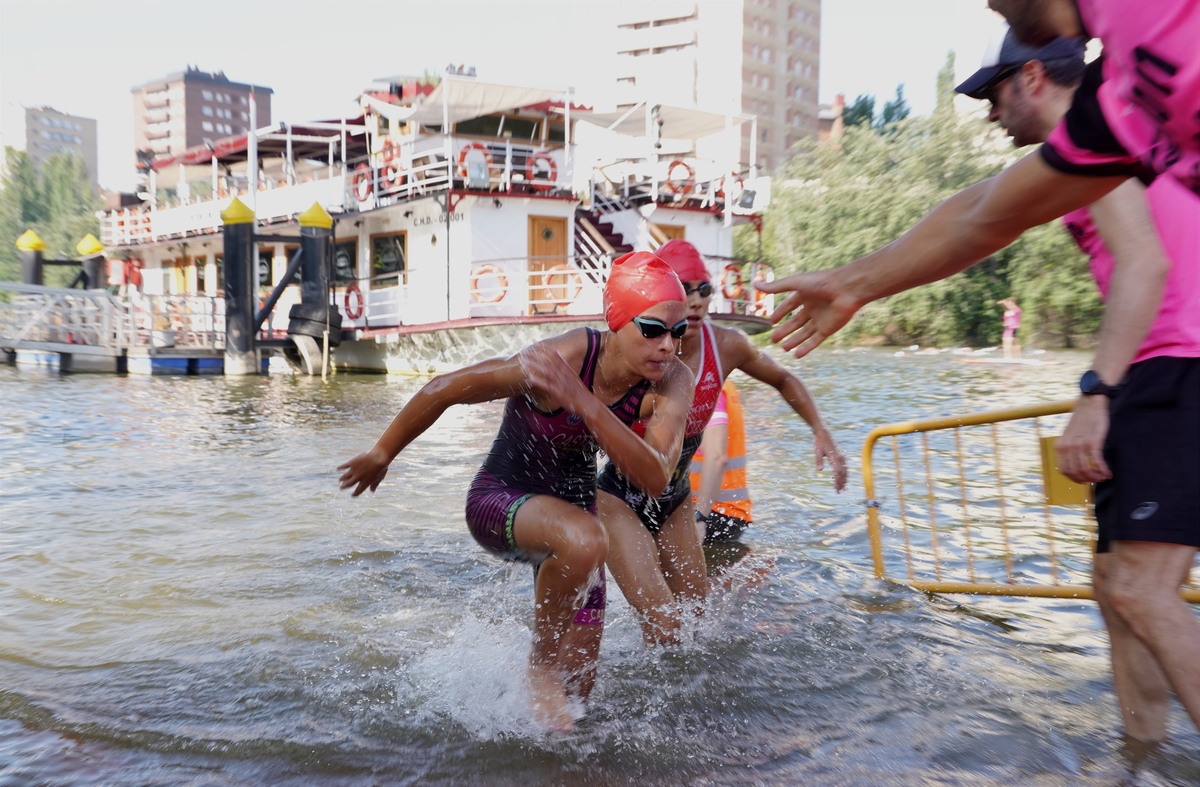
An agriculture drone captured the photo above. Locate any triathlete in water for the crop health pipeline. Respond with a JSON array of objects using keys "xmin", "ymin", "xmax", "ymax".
[
  {"xmin": 597, "ymin": 239, "xmax": 847, "ymax": 646},
  {"xmin": 338, "ymin": 251, "xmax": 694, "ymax": 732},
  {"xmin": 956, "ymin": 26, "xmax": 1200, "ymax": 753}
]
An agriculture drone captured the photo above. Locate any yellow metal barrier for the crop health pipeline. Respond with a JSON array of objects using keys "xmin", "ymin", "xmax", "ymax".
[{"xmin": 862, "ymin": 400, "xmax": 1199, "ymax": 603}]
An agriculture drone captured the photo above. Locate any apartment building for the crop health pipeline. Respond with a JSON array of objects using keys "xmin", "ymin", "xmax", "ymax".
[
  {"xmin": 132, "ymin": 67, "xmax": 273, "ymax": 162},
  {"xmin": 611, "ymin": 0, "xmax": 820, "ymax": 174},
  {"xmin": 20, "ymin": 106, "xmax": 99, "ymax": 192}
]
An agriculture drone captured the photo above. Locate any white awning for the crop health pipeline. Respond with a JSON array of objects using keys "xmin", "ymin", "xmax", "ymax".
[
  {"xmin": 578, "ymin": 105, "xmax": 751, "ymax": 141},
  {"xmin": 405, "ymin": 77, "xmax": 568, "ymax": 126},
  {"xmin": 360, "ymin": 93, "xmax": 417, "ymax": 124}
]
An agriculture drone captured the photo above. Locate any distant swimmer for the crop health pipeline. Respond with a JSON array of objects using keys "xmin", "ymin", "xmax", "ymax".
[
  {"xmin": 597, "ymin": 239, "xmax": 847, "ymax": 647},
  {"xmin": 339, "ymin": 252, "xmax": 694, "ymax": 733},
  {"xmin": 957, "ymin": 25, "xmax": 1200, "ymax": 753},
  {"xmin": 997, "ymin": 298, "xmax": 1022, "ymax": 360}
]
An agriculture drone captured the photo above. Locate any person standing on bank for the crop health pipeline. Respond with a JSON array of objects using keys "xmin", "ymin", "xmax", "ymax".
[
  {"xmin": 598, "ymin": 239, "xmax": 847, "ymax": 647},
  {"xmin": 691, "ymin": 378, "xmax": 752, "ymax": 544},
  {"xmin": 955, "ymin": 26, "xmax": 1200, "ymax": 752},
  {"xmin": 338, "ymin": 251, "xmax": 694, "ymax": 733},
  {"xmin": 998, "ymin": 298, "xmax": 1022, "ymax": 360}
]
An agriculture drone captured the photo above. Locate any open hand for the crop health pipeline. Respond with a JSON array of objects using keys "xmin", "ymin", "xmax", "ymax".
[
  {"xmin": 756, "ymin": 269, "xmax": 863, "ymax": 358},
  {"xmin": 338, "ymin": 446, "xmax": 392, "ymax": 497},
  {"xmin": 813, "ymin": 429, "xmax": 848, "ymax": 493},
  {"xmin": 1056, "ymin": 396, "xmax": 1111, "ymax": 484}
]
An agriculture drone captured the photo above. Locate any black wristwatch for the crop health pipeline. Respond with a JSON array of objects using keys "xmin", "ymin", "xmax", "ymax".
[{"xmin": 1079, "ymin": 370, "xmax": 1121, "ymax": 398}]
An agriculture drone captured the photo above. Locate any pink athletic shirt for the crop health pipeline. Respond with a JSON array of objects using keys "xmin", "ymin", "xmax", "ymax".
[
  {"xmin": 1061, "ymin": 174, "xmax": 1200, "ymax": 363},
  {"xmin": 1041, "ymin": 0, "xmax": 1200, "ymax": 197}
]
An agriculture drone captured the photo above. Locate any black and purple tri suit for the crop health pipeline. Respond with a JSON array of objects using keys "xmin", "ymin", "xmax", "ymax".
[{"xmin": 465, "ymin": 328, "xmax": 651, "ymax": 623}]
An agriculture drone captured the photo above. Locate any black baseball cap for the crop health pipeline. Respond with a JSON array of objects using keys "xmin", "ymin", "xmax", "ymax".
[{"xmin": 955, "ymin": 24, "xmax": 1086, "ymax": 99}]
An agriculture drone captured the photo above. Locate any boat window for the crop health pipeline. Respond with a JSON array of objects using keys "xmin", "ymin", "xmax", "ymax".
[
  {"xmin": 455, "ymin": 116, "xmax": 504, "ymax": 137},
  {"xmin": 505, "ymin": 117, "xmax": 538, "ymax": 141},
  {"xmin": 370, "ymin": 232, "xmax": 406, "ymax": 287},
  {"xmin": 546, "ymin": 119, "xmax": 565, "ymax": 143},
  {"xmin": 334, "ymin": 240, "xmax": 358, "ymax": 284}
]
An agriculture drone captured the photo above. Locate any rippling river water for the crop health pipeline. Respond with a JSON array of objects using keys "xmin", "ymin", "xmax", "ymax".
[{"xmin": 2, "ymin": 347, "xmax": 1197, "ymax": 786}]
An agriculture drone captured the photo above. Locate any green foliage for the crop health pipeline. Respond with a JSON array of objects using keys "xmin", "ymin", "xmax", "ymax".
[
  {"xmin": 762, "ymin": 101, "xmax": 1098, "ymax": 348},
  {"xmin": 0, "ymin": 148, "xmax": 101, "ymax": 285},
  {"xmin": 876, "ymin": 85, "xmax": 911, "ymax": 130},
  {"xmin": 843, "ymin": 94, "xmax": 875, "ymax": 128}
]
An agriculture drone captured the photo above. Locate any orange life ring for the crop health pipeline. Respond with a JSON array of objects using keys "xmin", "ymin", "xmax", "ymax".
[
  {"xmin": 470, "ymin": 264, "xmax": 508, "ymax": 303},
  {"xmin": 721, "ymin": 264, "xmax": 745, "ymax": 300},
  {"xmin": 666, "ymin": 159, "xmax": 695, "ymax": 194},
  {"xmin": 526, "ymin": 151, "xmax": 557, "ymax": 192},
  {"xmin": 381, "ymin": 139, "xmax": 405, "ymax": 190},
  {"xmin": 353, "ymin": 163, "xmax": 373, "ymax": 201},
  {"xmin": 541, "ymin": 263, "xmax": 582, "ymax": 307},
  {"xmin": 457, "ymin": 142, "xmax": 493, "ymax": 181},
  {"xmin": 344, "ymin": 284, "xmax": 364, "ymax": 320}
]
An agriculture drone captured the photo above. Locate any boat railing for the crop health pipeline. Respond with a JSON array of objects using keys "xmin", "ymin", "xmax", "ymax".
[
  {"xmin": 860, "ymin": 400, "xmax": 1200, "ymax": 602},
  {"xmin": 465, "ymin": 254, "xmax": 606, "ymax": 319},
  {"xmin": 591, "ymin": 159, "xmax": 753, "ymax": 212},
  {"xmin": 344, "ymin": 135, "xmax": 570, "ymax": 210},
  {"xmin": 101, "ymin": 176, "xmax": 347, "ymax": 247},
  {"xmin": 0, "ymin": 283, "xmax": 226, "ymax": 354},
  {"xmin": 0, "ymin": 283, "xmax": 131, "ymax": 351}
]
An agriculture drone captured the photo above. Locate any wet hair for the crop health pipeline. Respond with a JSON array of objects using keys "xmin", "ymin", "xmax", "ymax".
[{"xmin": 1040, "ymin": 56, "xmax": 1085, "ymax": 89}]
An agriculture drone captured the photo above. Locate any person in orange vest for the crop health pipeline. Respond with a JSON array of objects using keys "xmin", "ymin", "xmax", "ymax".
[{"xmin": 690, "ymin": 378, "xmax": 752, "ymax": 544}]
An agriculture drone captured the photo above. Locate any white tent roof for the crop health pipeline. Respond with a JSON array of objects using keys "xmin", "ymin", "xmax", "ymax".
[
  {"xmin": 578, "ymin": 104, "xmax": 751, "ymax": 141},
  {"xmin": 405, "ymin": 78, "xmax": 569, "ymax": 126}
]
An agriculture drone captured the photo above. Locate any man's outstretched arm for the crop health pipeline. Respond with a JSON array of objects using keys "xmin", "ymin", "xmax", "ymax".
[{"xmin": 758, "ymin": 154, "xmax": 1128, "ymax": 357}]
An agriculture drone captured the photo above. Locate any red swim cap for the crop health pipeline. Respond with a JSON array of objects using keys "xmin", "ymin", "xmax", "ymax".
[
  {"xmin": 655, "ymin": 239, "xmax": 708, "ymax": 283},
  {"xmin": 604, "ymin": 251, "xmax": 686, "ymax": 331}
]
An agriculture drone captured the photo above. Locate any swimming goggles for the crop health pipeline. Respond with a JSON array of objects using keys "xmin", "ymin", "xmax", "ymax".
[
  {"xmin": 631, "ymin": 316, "xmax": 688, "ymax": 340},
  {"xmin": 683, "ymin": 281, "xmax": 714, "ymax": 298}
]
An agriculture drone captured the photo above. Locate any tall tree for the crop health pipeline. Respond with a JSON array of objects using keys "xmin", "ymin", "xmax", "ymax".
[
  {"xmin": 0, "ymin": 149, "xmax": 102, "ymax": 285},
  {"xmin": 755, "ymin": 80, "xmax": 1098, "ymax": 348},
  {"xmin": 876, "ymin": 84, "xmax": 911, "ymax": 130},
  {"xmin": 934, "ymin": 51, "xmax": 957, "ymax": 116},
  {"xmin": 842, "ymin": 94, "xmax": 876, "ymax": 128}
]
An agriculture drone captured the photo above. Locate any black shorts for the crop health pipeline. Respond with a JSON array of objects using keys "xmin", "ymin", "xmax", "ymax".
[
  {"xmin": 1095, "ymin": 356, "xmax": 1200, "ymax": 553},
  {"xmin": 597, "ymin": 463, "xmax": 692, "ymax": 536},
  {"xmin": 703, "ymin": 512, "xmax": 750, "ymax": 544}
]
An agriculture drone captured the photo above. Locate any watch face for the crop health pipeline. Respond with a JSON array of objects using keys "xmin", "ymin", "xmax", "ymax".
[{"xmin": 1080, "ymin": 370, "xmax": 1101, "ymax": 394}]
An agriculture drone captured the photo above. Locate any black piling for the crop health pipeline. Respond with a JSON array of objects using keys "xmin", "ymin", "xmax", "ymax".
[{"xmin": 221, "ymin": 197, "xmax": 259, "ymax": 375}]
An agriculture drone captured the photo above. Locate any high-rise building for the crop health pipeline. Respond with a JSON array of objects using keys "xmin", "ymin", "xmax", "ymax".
[
  {"xmin": 610, "ymin": 0, "xmax": 820, "ymax": 174},
  {"xmin": 131, "ymin": 67, "xmax": 273, "ymax": 162},
  {"xmin": 20, "ymin": 106, "xmax": 99, "ymax": 192}
]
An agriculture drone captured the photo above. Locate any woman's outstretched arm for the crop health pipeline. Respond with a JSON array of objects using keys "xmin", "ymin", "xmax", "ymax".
[{"xmin": 338, "ymin": 356, "xmax": 527, "ymax": 496}]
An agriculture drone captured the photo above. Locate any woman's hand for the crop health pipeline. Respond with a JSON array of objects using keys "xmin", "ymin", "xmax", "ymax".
[
  {"xmin": 814, "ymin": 428, "xmax": 848, "ymax": 493},
  {"xmin": 519, "ymin": 343, "xmax": 587, "ymax": 413},
  {"xmin": 338, "ymin": 446, "xmax": 392, "ymax": 497}
]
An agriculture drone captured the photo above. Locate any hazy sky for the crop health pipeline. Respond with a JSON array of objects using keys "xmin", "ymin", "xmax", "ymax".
[{"xmin": 0, "ymin": 0, "xmax": 1001, "ymax": 192}]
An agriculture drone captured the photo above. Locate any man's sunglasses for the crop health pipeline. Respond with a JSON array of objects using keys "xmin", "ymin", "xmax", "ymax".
[
  {"xmin": 631, "ymin": 316, "xmax": 688, "ymax": 340},
  {"xmin": 683, "ymin": 281, "xmax": 714, "ymax": 298}
]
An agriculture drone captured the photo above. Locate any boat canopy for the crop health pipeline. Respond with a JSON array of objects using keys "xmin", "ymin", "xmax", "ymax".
[
  {"xmin": 400, "ymin": 76, "xmax": 573, "ymax": 127},
  {"xmin": 580, "ymin": 104, "xmax": 753, "ymax": 142}
]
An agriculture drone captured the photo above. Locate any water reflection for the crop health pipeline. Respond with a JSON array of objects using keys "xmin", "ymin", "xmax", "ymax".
[{"xmin": 1, "ymin": 349, "xmax": 1197, "ymax": 785}]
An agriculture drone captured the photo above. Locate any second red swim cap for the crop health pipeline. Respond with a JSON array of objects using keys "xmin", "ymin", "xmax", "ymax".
[
  {"xmin": 654, "ymin": 239, "xmax": 709, "ymax": 283},
  {"xmin": 604, "ymin": 251, "xmax": 686, "ymax": 331}
]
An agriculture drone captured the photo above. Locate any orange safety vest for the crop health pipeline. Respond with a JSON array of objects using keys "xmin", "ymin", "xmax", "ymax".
[{"xmin": 690, "ymin": 379, "xmax": 752, "ymax": 522}]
